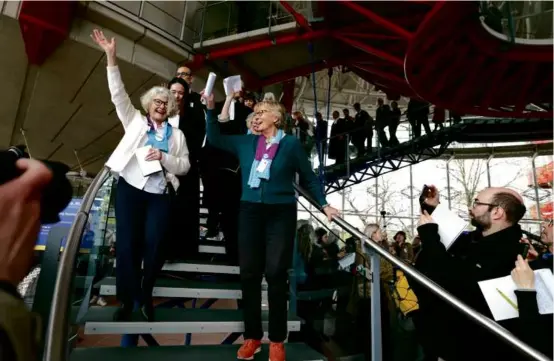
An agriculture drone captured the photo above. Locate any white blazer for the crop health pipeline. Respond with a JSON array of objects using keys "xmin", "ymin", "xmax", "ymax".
[{"xmin": 104, "ymin": 66, "xmax": 190, "ymax": 191}]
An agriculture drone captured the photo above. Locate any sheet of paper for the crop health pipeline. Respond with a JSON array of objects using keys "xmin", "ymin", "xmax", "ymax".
[
  {"xmin": 223, "ymin": 75, "xmax": 242, "ymax": 96},
  {"xmin": 535, "ymin": 268, "xmax": 554, "ymax": 315},
  {"xmin": 338, "ymin": 252, "xmax": 356, "ymax": 271},
  {"xmin": 478, "ymin": 269, "xmax": 554, "ymax": 321},
  {"xmin": 135, "ymin": 145, "xmax": 162, "ymax": 176},
  {"xmin": 431, "ymin": 203, "xmax": 468, "ymax": 249},
  {"xmin": 204, "ymin": 72, "xmax": 217, "ymax": 96}
]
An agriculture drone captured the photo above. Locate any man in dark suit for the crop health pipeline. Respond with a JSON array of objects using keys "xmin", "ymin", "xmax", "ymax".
[
  {"xmin": 200, "ymin": 93, "xmax": 252, "ymax": 265},
  {"xmin": 169, "ymin": 64, "xmax": 206, "ymax": 261}
]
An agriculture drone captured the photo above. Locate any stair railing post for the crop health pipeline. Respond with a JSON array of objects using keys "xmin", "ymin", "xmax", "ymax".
[{"xmin": 370, "ymin": 250, "xmax": 382, "ymax": 361}]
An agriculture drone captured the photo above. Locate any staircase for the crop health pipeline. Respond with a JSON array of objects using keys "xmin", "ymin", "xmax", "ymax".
[{"xmin": 40, "ymin": 170, "xmax": 327, "ymax": 361}]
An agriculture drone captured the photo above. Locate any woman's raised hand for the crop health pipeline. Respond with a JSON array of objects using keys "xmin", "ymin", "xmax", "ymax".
[
  {"xmin": 200, "ymin": 90, "xmax": 216, "ymax": 110},
  {"xmin": 91, "ymin": 29, "xmax": 116, "ymax": 64}
]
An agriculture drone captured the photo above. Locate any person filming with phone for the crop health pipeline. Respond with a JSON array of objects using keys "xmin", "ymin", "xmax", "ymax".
[{"xmin": 411, "ymin": 185, "xmax": 552, "ymax": 361}]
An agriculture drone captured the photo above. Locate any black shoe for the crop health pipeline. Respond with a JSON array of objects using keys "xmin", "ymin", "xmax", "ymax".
[
  {"xmin": 113, "ymin": 304, "xmax": 133, "ymax": 321},
  {"xmin": 141, "ymin": 304, "xmax": 154, "ymax": 322}
]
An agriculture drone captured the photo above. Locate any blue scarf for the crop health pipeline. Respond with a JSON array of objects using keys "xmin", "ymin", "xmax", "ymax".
[
  {"xmin": 247, "ymin": 129, "xmax": 285, "ymax": 188},
  {"xmin": 145, "ymin": 118, "xmax": 172, "ymax": 153}
]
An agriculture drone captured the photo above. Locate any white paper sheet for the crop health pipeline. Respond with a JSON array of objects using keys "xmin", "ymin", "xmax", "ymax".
[
  {"xmin": 204, "ymin": 72, "xmax": 217, "ymax": 97},
  {"xmin": 223, "ymin": 75, "xmax": 242, "ymax": 96},
  {"xmin": 478, "ymin": 268, "xmax": 554, "ymax": 321},
  {"xmin": 430, "ymin": 203, "xmax": 468, "ymax": 249},
  {"xmin": 135, "ymin": 145, "xmax": 162, "ymax": 177}
]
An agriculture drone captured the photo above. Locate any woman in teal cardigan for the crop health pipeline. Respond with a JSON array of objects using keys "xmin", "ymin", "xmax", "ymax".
[{"xmin": 203, "ymin": 91, "xmax": 339, "ymax": 361}]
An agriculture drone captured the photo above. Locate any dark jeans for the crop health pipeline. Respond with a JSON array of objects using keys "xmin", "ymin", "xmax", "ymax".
[
  {"xmin": 115, "ymin": 177, "xmax": 171, "ymax": 306},
  {"xmin": 202, "ymin": 168, "xmax": 241, "ymax": 265},
  {"xmin": 388, "ymin": 121, "xmax": 400, "ymax": 146},
  {"xmin": 238, "ymin": 201, "xmax": 297, "ymax": 342}
]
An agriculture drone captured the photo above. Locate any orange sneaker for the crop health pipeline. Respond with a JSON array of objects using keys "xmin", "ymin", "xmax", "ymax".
[
  {"xmin": 269, "ymin": 342, "xmax": 285, "ymax": 361},
  {"xmin": 237, "ymin": 339, "xmax": 262, "ymax": 360}
]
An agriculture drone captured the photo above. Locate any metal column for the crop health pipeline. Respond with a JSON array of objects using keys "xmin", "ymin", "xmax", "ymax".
[
  {"xmin": 531, "ymin": 153, "xmax": 542, "ymax": 221},
  {"xmin": 446, "ymin": 156, "xmax": 453, "ymax": 209},
  {"xmin": 370, "ymin": 251, "xmax": 382, "ymax": 361}
]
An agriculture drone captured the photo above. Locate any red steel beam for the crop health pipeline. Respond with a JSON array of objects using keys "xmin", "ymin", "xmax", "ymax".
[
  {"xmin": 340, "ymin": 1, "xmax": 413, "ymax": 40},
  {"xmin": 342, "ymin": 33, "xmax": 403, "ymax": 41},
  {"xmin": 202, "ymin": 29, "xmax": 329, "ymax": 63},
  {"xmin": 335, "ymin": 34, "xmax": 404, "ymax": 67},
  {"xmin": 279, "ymin": 1, "xmax": 312, "ymax": 32}
]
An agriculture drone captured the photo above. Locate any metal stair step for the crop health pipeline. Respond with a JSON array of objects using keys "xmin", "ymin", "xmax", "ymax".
[
  {"xmin": 97, "ymin": 276, "xmax": 267, "ymax": 299},
  {"xmin": 112, "ymin": 261, "xmax": 240, "ymax": 275},
  {"xmin": 72, "ymin": 307, "xmax": 300, "ymax": 335},
  {"xmin": 69, "ymin": 344, "xmax": 326, "ymax": 361}
]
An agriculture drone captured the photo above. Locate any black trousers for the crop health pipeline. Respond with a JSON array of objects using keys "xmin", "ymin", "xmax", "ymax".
[
  {"xmin": 202, "ymin": 167, "xmax": 241, "ymax": 265},
  {"xmin": 168, "ymin": 166, "xmax": 200, "ymax": 261},
  {"xmin": 238, "ymin": 201, "xmax": 297, "ymax": 342},
  {"xmin": 114, "ymin": 177, "xmax": 171, "ymax": 306}
]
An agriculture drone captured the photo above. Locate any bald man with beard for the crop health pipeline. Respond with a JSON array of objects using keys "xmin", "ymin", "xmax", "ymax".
[{"xmin": 410, "ymin": 186, "xmax": 537, "ymax": 361}]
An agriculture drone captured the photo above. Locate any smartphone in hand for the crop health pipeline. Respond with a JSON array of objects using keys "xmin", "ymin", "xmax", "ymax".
[{"xmin": 419, "ymin": 185, "xmax": 437, "ymax": 215}]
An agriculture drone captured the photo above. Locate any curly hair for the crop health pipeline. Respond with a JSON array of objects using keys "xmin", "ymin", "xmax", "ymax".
[{"xmin": 140, "ymin": 86, "xmax": 179, "ymax": 118}]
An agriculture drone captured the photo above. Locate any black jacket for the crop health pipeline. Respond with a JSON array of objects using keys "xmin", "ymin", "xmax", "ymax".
[
  {"xmin": 202, "ymin": 101, "xmax": 250, "ymax": 172},
  {"xmin": 412, "ymin": 224, "xmax": 552, "ymax": 361}
]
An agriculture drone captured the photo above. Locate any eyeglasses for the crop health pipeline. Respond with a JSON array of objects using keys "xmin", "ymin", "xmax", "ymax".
[
  {"xmin": 255, "ymin": 109, "xmax": 269, "ymax": 116},
  {"xmin": 472, "ymin": 200, "xmax": 498, "ymax": 209},
  {"xmin": 153, "ymin": 99, "xmax": 168, "ymax": 108},
  {"xmin": 176, "ymin": 71, "xmax": 192, "ymax": 78}
]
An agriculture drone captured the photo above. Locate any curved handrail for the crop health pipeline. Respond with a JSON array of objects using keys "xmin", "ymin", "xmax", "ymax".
[
  {"xmin": 479, "ymin": 15, "xmax": 553, "ymax": 46},
  {"xmin": 294, "ymin": 184, "xmax": 550, "ymax": 361},
  {"xmin": 43, "ymin": 167, "xmax": 111, "ymax": 361}
]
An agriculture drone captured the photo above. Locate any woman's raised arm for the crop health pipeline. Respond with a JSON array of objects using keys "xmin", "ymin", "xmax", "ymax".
[{"xmin": 91, "ymin": 29, "xmax": 139, "ymax": 130}]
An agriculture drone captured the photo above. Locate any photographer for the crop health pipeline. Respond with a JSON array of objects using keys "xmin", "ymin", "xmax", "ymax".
[
  {"xmin": 0, "ymin": 158, "xmax": 53, "ymax": 361},
  {"xmin": 411, "ymin": 185, "xmax": 551, "ymax": 361}
]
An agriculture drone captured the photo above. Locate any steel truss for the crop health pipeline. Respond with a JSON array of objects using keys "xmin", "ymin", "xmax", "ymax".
[
  {"xmin": 322, "ymin": 125, "xmax": 462, "ymax": 194},
  {"xmin": 321, "ymin": 117, "xmax": 553, "ymax": 194}
]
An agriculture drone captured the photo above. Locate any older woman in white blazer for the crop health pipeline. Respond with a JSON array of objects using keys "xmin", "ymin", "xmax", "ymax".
[{"xmin": 92, "ymin": 29, "xmax": 190, "ymax": 322}]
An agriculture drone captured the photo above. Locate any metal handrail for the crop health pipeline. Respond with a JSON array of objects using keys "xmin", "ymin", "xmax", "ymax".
[
  {"xmin": 294, "ymin": 184, "xmax": 551, "ymax": 361},
  {"xmin": 43, "ymin": 167, "xmax": 111, "ymax": 361}
]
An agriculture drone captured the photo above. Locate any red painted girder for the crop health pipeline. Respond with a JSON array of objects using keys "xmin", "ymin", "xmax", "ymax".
[
  {"xmin": 342, "ymin": 33, "xmax": 403, "ymax": 41},
  {"xmin": 279, "ymin": 1, "xmax": 312, "ymax": 32},
  {"xmin": 204, "ymin": 29, "xmax": 329, "ymax": 62},
  {"xmin": 340, "ymin": 0, "xmax": 413, "ymax": 40},
  {"xmin": 335, "ymin": 34, "xmax": 404, "ymax": 67},
  {"xmin": 18, "ymin": 1, "xmax": 76, "ymax": 65}
]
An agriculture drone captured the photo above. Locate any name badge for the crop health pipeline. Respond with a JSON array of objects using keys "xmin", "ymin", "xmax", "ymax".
[{"xmin": 257, "ymin": 159, "xmax": 269, "ymax": 172}]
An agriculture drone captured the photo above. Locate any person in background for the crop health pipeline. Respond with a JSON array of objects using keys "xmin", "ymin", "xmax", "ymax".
[
  {"xmin": 92, "ymin": 29, "xmax": 190, "ymax": 322},
  {"xmin": 200, "ymin": 89, "xmax": 251, "ymax": 264},
  {"xmin": 375, "ymin": 98, "xmax": 390, "ymax": 148},
  {"xmin": 432, "ymin": 107, "xmax": 445, "ymax": 131},
  {"xmin": 204, "ymin": 88, "xmax": 339, "ymax": 361},
  {"xmin": 0, "ymin": 158, "xmax": 53, "ymax": 361},
  {"xmin": 388, "ymin": 101, "xmax": 401, "ymax": 146},
  {"xmin": 411, "ymin": 235, "xmax": 422, "ymax": 263},
  {"xmin": 174, "ymin": 62, "xmax": 206, "ymax": 261},
  {"xmin": 393, "ymin": 231, "xmax": 414, "ymax": 263},
  {"xmin": 353, "ymin": 224, "xmax": 394, "ymax": 361},
  {"xmin": 328, "ymin": 111, "xmax": 347, "ymax": 165},
  {"xmin": 352, "ymin": 103, "xmax": 369, "ymax": 158},
  {"xmin": 413, "ymin": 185, "xmax": 535, "ymax": 361},
  {"xmin": 509, "ymin": 254, "xmax": 553, "ymax": 359},
  {"xmin": 314, "ymin": 112, "xmax": 328, "ymax": 160}
]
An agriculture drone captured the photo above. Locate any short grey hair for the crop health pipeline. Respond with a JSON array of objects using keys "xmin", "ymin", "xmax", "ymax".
[
  {"xmin": 140, "ymin": 86, "xmax": 179, "ymax": 118},
  {"xmin": 363, "ymin": 223, "xmax": 380, "ymax": 239}
]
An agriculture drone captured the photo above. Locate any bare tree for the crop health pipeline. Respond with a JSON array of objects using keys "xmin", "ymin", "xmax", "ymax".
[
  {"xmin": 345, "ymin": 177, "xmax": 414, "ymax": 239},
  {"xmin": 441, "ymin": 157, "xmax": 524, "ymax": 214}
]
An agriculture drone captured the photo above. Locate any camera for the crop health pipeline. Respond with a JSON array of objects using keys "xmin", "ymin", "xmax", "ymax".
[
  {"xmin": 419, "ymin": 184, "xmax": 437, "ymax": 215},
  {"xmin": 0, "ymin": 145, "xmax": 73, "ymax": 224}
]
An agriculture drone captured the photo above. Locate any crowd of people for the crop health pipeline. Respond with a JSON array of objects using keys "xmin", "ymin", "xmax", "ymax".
[{"xmin": 0, "ymin": 27, "xmax": 551, "ymax": 361}]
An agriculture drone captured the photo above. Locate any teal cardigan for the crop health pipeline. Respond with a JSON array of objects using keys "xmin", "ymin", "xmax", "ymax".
[{"xmin": 205, "ymin": 109, "xmax": 328, "ymax": 206}]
